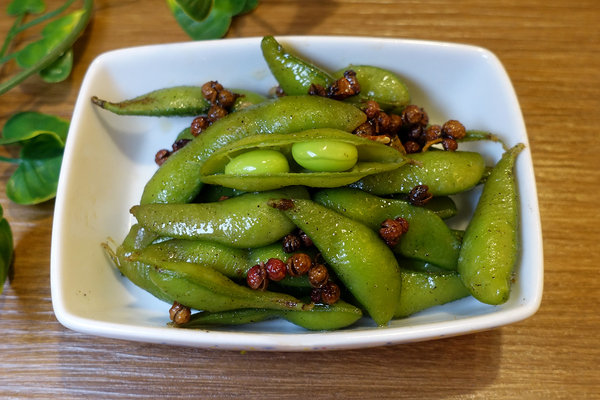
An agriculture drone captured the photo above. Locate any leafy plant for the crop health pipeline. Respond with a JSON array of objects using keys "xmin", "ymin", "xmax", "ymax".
[
  {"xmin": 0, "ymin": 112, "xmax": 69, "ymax": 205},
  {"xmin": 0, "ymin": 204, "xmax": 13, "ymax": 294},
  {"xmin": 167, "ymin": 0, "xmax": 259, "ymax": 40},
  {"xmin": 0, "ymin": 0, "xmax": 93, "ymax": 95}
]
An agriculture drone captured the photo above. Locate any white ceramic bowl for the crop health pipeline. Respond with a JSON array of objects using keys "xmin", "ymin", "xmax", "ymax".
[{"xmin": 51, "ymin": 36, "xmax": 543, "ymax": 351}]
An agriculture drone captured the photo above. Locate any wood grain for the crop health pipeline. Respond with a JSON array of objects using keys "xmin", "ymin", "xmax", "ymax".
[{"xmin": 1, "ymin": 0, "xmax": 599, "ymax": 398}]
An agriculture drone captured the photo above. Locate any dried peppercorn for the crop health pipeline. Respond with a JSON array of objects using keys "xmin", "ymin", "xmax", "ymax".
[
  {"xmin": 246, "ymin": 263, "xmax": 269, "ymax": 290},
  {"xmin": 286, "ymin": 253, "xmax": 312, "ymax": 276},
  {"xmin": 442, "ymin": 137, "xmax": 458, "ymax": 151},
  {"xmin": 169, "ymin": 301, "xmax": 191, "ymax": 325},
  {"xmin": 265, "ymin": 258, "xmax": 287, "ymax": 281},
  {"xmin": 326, "ymin": 70, "xmax": 361, "ymax": 100},
  {"xmin": 320, "ymin": 281, "xmax": 341, "ymax": 304},
  {"xmin": 379, "ymin": 217, "xmax": 410, "ymax": 247},
  {"xmin": 308, "ymin": 264, "xmax": 329, "ymax": 288},
  {"xmin": 155, "ymin": 149, "xmax": 170, "ymax": 166},
  {"xmin": 408, "ymin": 184, "xmax": 433, "ymax": 206},
  {"xmin": 442, "ymin": 120, "xmax": 466, "ymax": 140},
  {"xmin": 190, "ymin": 116, "xmax": 210, "ymax": 136},
  {"xmin": 282, "ymin": 233, "xmax": 301, "ymax": 253},
  {"xmin": 298, "ymin": 230, "xmax": 313, "ymax": 248}
]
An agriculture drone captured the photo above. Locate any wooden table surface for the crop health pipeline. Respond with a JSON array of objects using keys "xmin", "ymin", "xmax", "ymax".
[{"xmin": 1, "ymin": 0, "xmax": 598, "ymax": 398}]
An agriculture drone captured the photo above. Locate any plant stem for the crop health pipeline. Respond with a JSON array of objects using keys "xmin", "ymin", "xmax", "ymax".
[
  {"xmin": 0, "ymin": 156, "xmax": 21, "ymax": 165},
  {"xmin": 0, "ymin": 15, "xmax": 24, "ymax": 60},
  {"xmin": 0, "ymin": 0, "xmax": 94, "ymax": 95}
]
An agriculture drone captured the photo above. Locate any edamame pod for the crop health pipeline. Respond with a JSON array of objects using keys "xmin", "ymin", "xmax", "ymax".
[
  {"xmin": 131, "ymin": 256, "xmax": 312, "ymax": 312},
  {"xmin": 270, "ymin": 198, "xmax": 401, "ymax": 326},
  {"xmin": 230, "ymin": 89, "xmax": 267, "ymax": 111},
  {"xmin": 200, "ymin": 129, "xmax": 406, "ymax": 191},
  {"xmin": 352, "ymin": 150, "xmax": 486, "ymax": 196},
  {"xmin": 176, "ymin": 299, "xmax": 363, "ymax": 331},
  {"xmin": 135, "ymin": 239, "xmax": 250, "ymax": 280},
  {"xmin": 334, "ymin": 65, "xmax": 410, "ymax": 112},
  {"xmin": 261, "ymin": 36, "xmax": 335, "ymax": 95},
  {"xmin": 91, "ymin": 86, "xmax": 209, "ymax": 116},
  {"xmin": 313, "ymin": 188, "xmax": 460, "ymax": 270},
  {"xmin": 395, "ymin": 269, "xmax": 470, "ymax": 318},
  {"xmin": 141, "ymin": 95, "xmax": 367, "ymax": 204},
  {"xmin": 457, "ymin": 144, "xmax": 524, "ymax": 305},
  {"xmin": 132, "ymin": 188, "xmax": 309, "ymax": 248}
]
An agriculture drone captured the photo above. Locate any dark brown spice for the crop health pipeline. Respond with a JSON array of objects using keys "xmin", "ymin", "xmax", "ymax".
[
  {"xmin": 282, "ymin": 234, "xmax": 301, "ymax": 253},
  {"xmin": 379, "ymin": 217, "xmax": 410, "ymax": 247},
  {"xmin": 308, "ymin": 264, "xmax": 329, "ymax": 288},
  {"xmin": 408, "ymin": 184, "xmax": 433, "ymax": 206},
  {"xmin": 320, "ymin": 282, "xmax": 341, "ymax": 304}
]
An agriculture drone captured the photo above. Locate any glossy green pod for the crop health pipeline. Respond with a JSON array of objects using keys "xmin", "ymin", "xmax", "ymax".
[
  {"xmin": 136, "ymin": 239, "xmax": 250, "ymax": 280},
  {"xmin": 132, "ymin": 188, "xmax": 309, "ymax": 248},
  {"xmin": 313, "ymin": 188, "xmax": 460, "ymax": 270},
  {"xmin": 271, "ymin": 198, "xmax": 401, "ymax": 326},
  {"xmin": 395, "ymin": 269, "xmax": 470, "ymax": 318},
  {"xmin": 457, "ymin": 144, "xmax": 524, "ymax": 305},
  {"xmin": 176, "ymin": 299, "xmax": 363, "ymax": 331},
  {"xmin": 260, "ymin": 36, "xmax": 334, "ymax": 95},
  {"xmin": 200, "ymin": 129, "xmax": 406, "ymax": 191},
  {"xmin": 352, "ymin": 150, "xmax": 486, "ymax": 196},
  {"xmin": 230, "ymin": 89, "xmax": 268, "ymax": 111},
  {"xmin": 334, "ymin": 65, "xmax": 410, "ymax": 112},
  {"xmin": 141, "ymin": 95, "xmax": 367, "ymax": 204},
  {"xmin": 247, "ymin": 242, "xmax": 313, "ymax": 288},
  {"xmin": 134, "ymin": 257, "xmax": 312, "ymax": 312},
  {"xmin": 91, "ymin": 86, "xmax": 209, "ymax": 116}
]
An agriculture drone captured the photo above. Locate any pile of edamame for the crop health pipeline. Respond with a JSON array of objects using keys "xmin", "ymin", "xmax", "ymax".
[{"xmin": 97, "ymin": 36, "xmax": 524, "ymax": 330}]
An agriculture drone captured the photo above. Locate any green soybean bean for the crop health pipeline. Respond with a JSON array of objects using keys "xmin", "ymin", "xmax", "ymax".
[
  {"xmin": 132, "ymin": 188, "xmax": 309, "ymax": 248},
  {"xmin": 352, "ymin": 150, "xmax": 486, "ymax": 196},
  {"xmin": 91, "ymin": 86, "xmax": 209, "ymax": 116},
  {"xmin": 261, "ymin": 36, "xmax": 334, "ymax": 95},
  {"xmin": 395, "ymin": 269, "xmax": 470, "ymax": 318},
  {"xmin": 130, "ymin": 256, "xmax": 311, "ymax": 312},
  {"xmin": 200, "ymin": 129, "xmax": 406, "ymax": 191},
  {"xmin": 313, "ymin": 188, "xmax": 460, "ymax": 270},
  {"xmin": 270, "ymin": 198, "xmax": 401, "ymax": 326},
  {"xmin": 334, "ymin": 65, "xmax": 410, "ymax": 112},
  {"xmin": 291, "ymin": 140, "xmax": 358, "ymax": 172},
  {"xmin": 225, "ymin": 149, "xmax": 290, "ymax": 175},
  {"xmin": 141, "ymin": 95, "xmax": 367, "ymax": 204},
  {"xmin": 457, "ymin": 144, "xmax": 524, "ymax": 305},
  {"xmin": 176, "ymin": 299, "xmax": 363, "ymax": 331}
]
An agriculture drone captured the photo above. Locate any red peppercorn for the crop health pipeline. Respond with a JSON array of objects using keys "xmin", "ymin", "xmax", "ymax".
[
  {"xmin": 169, "ymin": 301, "xmax": 191, "ymax": 325},
  {"xmin": 246, "ymin": 264, "xmax": 268, "ymax": 290},
  {"xmin": 265, "ymin": 258, "xmax": 287, "ymax": 282},
  {"xmin": 155, "ymin": 149, "xmax": 170, "ymax": 166}
]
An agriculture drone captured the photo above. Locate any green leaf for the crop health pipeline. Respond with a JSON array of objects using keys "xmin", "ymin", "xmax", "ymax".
[
  {"xmin": 6, "ymin": 134, "xmax": 64, "ymax": 205},
  {"xmin": 168, "ymin": 0, "xmax": 232, "ymax": 40},
  {"xmin": 0, "ymin": 205, "xmax": 13, "ymax": 295},
  {"xmin": 237, "ymin": 0, "xmax": 259, "ymax": 15},
  {"xmin": 15, "ymin": 10, "xmax": 85, "ymax": 69},
  {"xmin": 174, "ymin": 0, "xmax": 213, "ymax": 22},
  {"xmin": 7, "ymin": 0, "xmax": 45, "ymax": 16},
  {"xmin": 0, "ymin": 111, "xmax": 69, "ymax": 145},
  {"xmin": 39, "ymin": 48, "xmax": 73, "ymax": 83}
]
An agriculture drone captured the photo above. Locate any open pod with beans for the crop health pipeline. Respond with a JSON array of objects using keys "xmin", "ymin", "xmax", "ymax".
[{"xmin": 97, "ymin": 36, "xmax": 524, "ymax": 331}]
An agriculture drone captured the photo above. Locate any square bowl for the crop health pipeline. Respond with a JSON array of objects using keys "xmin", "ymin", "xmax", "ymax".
[{"xmin": 51, "ymin": 36, "xmax": 543, "ymax": 351}]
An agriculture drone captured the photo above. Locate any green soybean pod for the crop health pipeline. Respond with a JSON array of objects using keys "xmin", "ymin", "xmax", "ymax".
[
  {"xmin": 334, "ymin": 65, "xmax": 410, "ymax": 112},
  {"xmin": 200, "ymin": 129, "xmax": 406, "ymax": 191},
  {"xmin": 260, "ymin": 36, "xmax": 334, "ymax": 95},
  {"xmin": 270, "ymin": 198, "xmax": 401, "ymax": 326},
  {"xmin": 141, "ymin": 95, "xmax": 367, "ymax": 204},
  {"xmin": 230, "ymin": 89, "xmax": 268, "ymax": 111},
  {"xmin": 395, "ymin": 269, "xmax": 470, "ymax": 318},
  {"xmin": 457, "ymin": 144, "xmax": 525, "ymax": 305},
  {"xmin": 136, "ymin": 257, "xmax": 312, "ymax": 312},
  {"xmin": 91, "ymin": 86, "xmax": 209, "ymax": 116},
  {"xmin": 352, "ymin": 150, "xmax": 486, "ymax": 196},
  {"xmin": 177, "ymin": 300, "xmax": 363, "ymax": 331},
  {"xmin": 313, "ymin": 188, "xmax": 460, "ymax": 270},
  {"xmin": 136, "ymin": 239, "xmax": 250, "ymax": 280},
  {"xmin": 132, "ymin": 188, "xmax": 310, "ymax": 248},
  {"xmin": 102, "ymin": 225, "xmax": 170, "ymax": 303}
]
